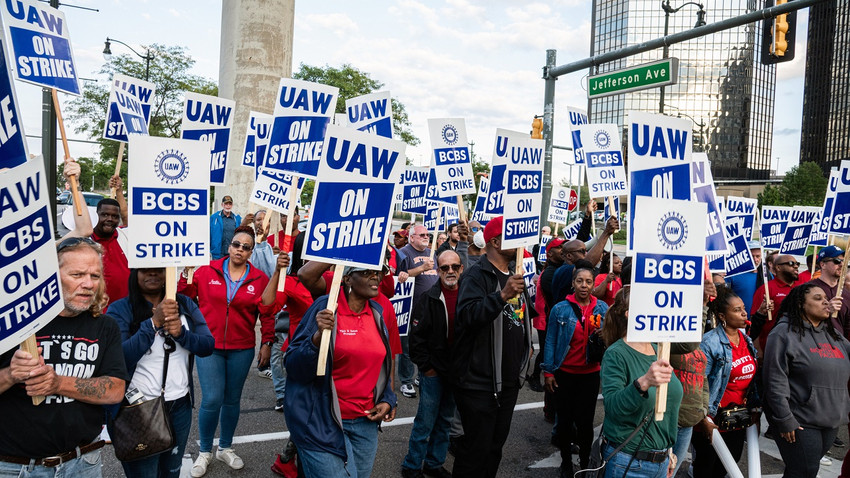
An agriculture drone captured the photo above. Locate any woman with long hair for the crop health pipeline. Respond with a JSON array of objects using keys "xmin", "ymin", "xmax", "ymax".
[
  {"xmin": 592, "ymin": 252, "xmax": 622, "ymax": 306},
  {"xmin": 763, "ymin": 283, "xmax": 850, "ymax": 478},
  {"xmin": 108, "ymin": 269, "xmax": 214, "ymax": 477}
]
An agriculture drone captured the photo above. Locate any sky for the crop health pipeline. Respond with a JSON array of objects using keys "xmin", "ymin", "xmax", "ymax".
[{"xmin": 12, "ymin": 0, "xmax": 809, "ymax": 187}]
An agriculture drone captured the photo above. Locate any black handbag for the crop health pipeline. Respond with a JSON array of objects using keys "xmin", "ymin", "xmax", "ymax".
[
  {"xmin": 715, "ymin": 403, "xmax": 750, "ymax": 432},
  {"xmin": 111, "ymin": 335, "xmax": 177, "ymax": 462},
  {"xmin": 586, "ymin": 329, "xmax": 607, "ymax": 364}
]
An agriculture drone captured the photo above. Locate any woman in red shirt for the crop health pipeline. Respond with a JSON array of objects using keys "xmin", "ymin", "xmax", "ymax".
[{"xmin": 592, "ymin": 252, "xmax": 622, "ymax": 306}]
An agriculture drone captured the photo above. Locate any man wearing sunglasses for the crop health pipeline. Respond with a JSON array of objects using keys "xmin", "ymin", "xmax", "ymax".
[
  {"xmin": 809, "ymin": 246, "xmax": 849, "ymax": 339},
  {"xmin": 750, "ymin": 253, "xmax": 804, "ymax": 352}
]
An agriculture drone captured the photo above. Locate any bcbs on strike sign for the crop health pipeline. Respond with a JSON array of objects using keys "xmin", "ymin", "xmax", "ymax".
[{"xmin": 628, "ymin": 196, "xmax": 706, "ymax": 343}]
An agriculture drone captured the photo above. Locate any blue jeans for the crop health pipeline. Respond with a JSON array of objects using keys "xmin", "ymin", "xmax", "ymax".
[
  {"xmin": 271, "ymin": 333, "xmax": 286, "ymax": 401},
  {"xmin": 671, "ymin": 426, "xmax": 693, "ymax": 478},
  {"xmin": 398, "ymin": 335, "xmax": 415, "ymax": 386},
  {"xmin": 0, "ymin": 450, "xmax": 102, "ymax": 477},
  {"xmin": 196, "ymin": 348, "xmax": 254, "ymax": 451},
  {"xmin": 602, "ymin": 442, "xmax": 668, "ymax": 478},
  {"xmin": 402, "ymin": 373, "xmax": 455, "ymax": 470},
  {"xmin": 108, "ymin": 394, "xmax": 192, "ymax": 478},
  {"xmin": 297, "ymin": 417, "xmax": 379, "ymax": 478}
]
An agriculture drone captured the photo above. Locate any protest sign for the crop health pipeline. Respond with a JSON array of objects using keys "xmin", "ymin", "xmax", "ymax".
[
  {"xmin": 604, "ymin": 196, "xmax": 621, "ymax": 223},
  {"xmin": 486, "ymin": 129, "xmax": 527, "ymax": 215},
  {"xmin": 425, "ymin": 166, "xmax": 456, "ymax": 207},
  {"xmin": 708, "ymin": 253, "xmax": 726, "ymax": 274},
  {"xmin": 628, "ymin": 196, "xmax": 706, "ymax": 343},
  {"xmin": 241, "ymin": 111, "xmax": 272, "ymax": 170},
  {"xmin": 627, "ymin": 112, "xmax": 692, "ymax": 254},
  {"xmin": 538, "ymin": 235, "xmax": 552, "ymax": 263},
  {"xmin": 0, "ymin": 38, "xmax": 27, "ymax": 169},
  {"xmin": 103, "ymin": 74, "xmax": 154, "ymax": 142},
  {"xmin": 346, "ymin": 91, "xmax": 392, "ymax": 138},
  {"xmin": 760, "ymin": 206, "xmax": 792, "ymax": 250},
  {"xmin": 567, "ymin": 106, "xmax": 588, "ymax": 164},
  {"xmin": 470, "ymin": 176, "xmax": 491, "ymax": 226},
  {"xmin": 810, "ymin": 170, "xmax": 838, "ymax": 246},
  {"xmin": 562, "ymin": 218, "xmax": 585, "ymax": 241},
  {"xmin": 265, "ymin": 78, "xmax": 339, "ymax": 178},
  {"xmin": 692, "ymin": 153, "xmax": 728, "ymax": 253},
  {"xmin": 391, "ymin": 277, "xmax": 414, "ymax": 336},
  {"xmin": 724, "ymin": 224, "xmax": 757, "ymax": 278},
  {"xmin": 428, "ymin": 118, "xmax": 476, "ymax": 197},
  {"xmin": 548, "ymin": 186, "xmax": 573, "ymax": 225},
  {"xmin": 780, "ymin": 206, "xmax": 820, "ymax": 255},
  {"xmin": 501, "ymin": 130, "xmax": 544, "ymax": 249},
  {"xmin": 424, "ymin": 203, "xmax": 459, "ymax": 232},
  {"xmin": 0, "ymin": 159, "xmax": 63, "ymax": 355},
  {"xmin": 831, "ymin": 160, "xmax": 850, "ymax": 235},
  {"xmin": 180, "ymin": 92, "xmax": 235, "ymax": 186},
  {"xmin": 0, "ymin": 0, "xmax": 80, "ymax": 95},
  {"xmin": 127, "ymin": 136, "xmax": 211, "ymax": 268},
  {"xmin": 302, "ymin": 124, "xmax": 405, "ymax": 269},
  {"xmin": 250, "ymin": 169, "xmax": 303, "ymax": 214},
  {"xmin": 522, "ymin": 255, "xmax": 537, "ymax": 299},
  {"xmin": 401, "ymin": 166, "xmax": 429, "ymax": 214},
  {"xmin": 578, "ymin": 124, "xmax": 628, "ymax": 198},
  {"xmin": 724, "ymin": 196, "xmax": 757, "ymax": 241}
]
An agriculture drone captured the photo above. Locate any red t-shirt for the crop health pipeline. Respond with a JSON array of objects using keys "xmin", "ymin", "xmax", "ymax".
[
  {"xmin": 559, "ymin": 295, "xmax": 601, "ymax": 374},
  {"xmin": 92, "ymin": 229, "xmax": 129, "ymax": 306},
  {"xmin": 267, "ymin": 231, "xmax": 299, "ymax": 253},
  {"xmin": 333, "ymin": 290, "xmax": 387, "ymax": 419},
  {"xmin": 750, "ymin": 277, "xmax": 802, "ymax": 350},
  {"xmin": 257, "ymin": 275, "xmax": 314, "ymax": 353},
  {"xmin": 593, "ymin": 273, "xmax": 622, "ymax": 306},
  {"xmin": 720, "ymin": 331, "xmax": 756, "ymax": 408},
  {"xmin": 442, "ymin": 285, "xmax": 458, "ymax": 345}
]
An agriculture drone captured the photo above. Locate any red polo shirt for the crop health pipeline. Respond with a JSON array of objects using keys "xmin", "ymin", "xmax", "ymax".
[{"xmin": 92, "ymin": 229, "xmax": 129, "ymax": 306}]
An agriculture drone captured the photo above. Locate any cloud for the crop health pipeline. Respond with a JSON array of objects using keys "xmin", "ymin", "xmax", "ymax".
[
  {"xmin": 168, "ymin": 8, "xmax": 180, "ymax": 17},
  {"xmin": 299, "ymin": 13, "xmax": 359, "ymax": 38}
]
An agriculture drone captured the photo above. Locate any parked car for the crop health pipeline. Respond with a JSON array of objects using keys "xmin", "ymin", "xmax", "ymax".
[{"xmin": 56, "ymin": 191, "xmax": 104, "ymax": 236}]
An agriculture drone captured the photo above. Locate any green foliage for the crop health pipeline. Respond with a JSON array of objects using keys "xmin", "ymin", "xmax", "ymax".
[
  {"xmin": 57, "ymin": 157, "xmax": 121, "ymax": 193},
  {"xmin": 757, "ymin": 161, "xmax": 828, "ymax": 207}
]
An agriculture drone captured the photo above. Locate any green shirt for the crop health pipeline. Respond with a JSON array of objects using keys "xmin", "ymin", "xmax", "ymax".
[{"xmin": 601, "ymin": 340, "xmax": 683, "ymax": 453}]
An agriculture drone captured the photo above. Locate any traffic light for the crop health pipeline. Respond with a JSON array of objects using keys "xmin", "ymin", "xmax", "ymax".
[
  {"xmin": 761, "ymin": 0, "xmax": 796, "ymax": 64},
  {"xmin": 531, "ymin": 117, "xmax": 543, "ymax": 139}
]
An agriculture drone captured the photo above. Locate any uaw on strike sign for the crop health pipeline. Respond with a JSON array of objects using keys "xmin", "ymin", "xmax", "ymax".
[{"xmin": 628, "ymin": 196, "xmax": 706, "ymax": 343}]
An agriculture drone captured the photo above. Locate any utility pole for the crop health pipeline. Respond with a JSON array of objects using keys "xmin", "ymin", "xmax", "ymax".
[{"xmin": 43, "ymin": 0, "xmax": 59, "ymax": 237}]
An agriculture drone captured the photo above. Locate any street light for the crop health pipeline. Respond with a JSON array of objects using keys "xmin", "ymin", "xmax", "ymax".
[
  {"xmin": 676, "ymin": 112, "xmax": 706, "ymax": 152},
  {"xmin": 103, "ymin": 37, "xmax": 154, "ymax": 81},
  {"xmin": 659, "ymin": 0, "xmax": 707, "ymax": 114}
]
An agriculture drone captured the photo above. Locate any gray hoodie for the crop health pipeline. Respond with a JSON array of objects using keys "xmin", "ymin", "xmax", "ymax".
[{"xmin": 763, "ymin": 316, "xmax": 850, "ymax": 432}]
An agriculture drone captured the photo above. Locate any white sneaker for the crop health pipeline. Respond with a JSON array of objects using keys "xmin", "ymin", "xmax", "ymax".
[
  {"xmin": 190, "ymin": 452, "xmax": 213, "ymax": 477},
  {"xmin": 400, "ymin": 384, "xmax": 416, "ymax": 398},
  {"xmin": 820, "ymin": 456, "xmax": 832, "ymax": 466},
  {"xmin": 258, "ymin": 368, "xmax": 273, "ymax": 379},
  {"xmin": 216, "ymin": 447, "xmax": 244, "ymax": 470}
]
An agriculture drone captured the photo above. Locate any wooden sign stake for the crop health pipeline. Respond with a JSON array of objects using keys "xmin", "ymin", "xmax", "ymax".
[
  {"xmin": 654, "ymin": 341, "xmax": 670, "ymax": 421},
  {"xmin": 317, "ymin": 267, "xmax": 345, "ymax": 376},
  {"xmin": 20, "ymin": 335, "xmax": 44, "ymax": 405},
  {"xmin": 111, "ymin": 142, "xmax": 125, "ymax": 198},
  {"xmin": 52, "ymin": 88, "xmax": 82, "ymax": 216}
]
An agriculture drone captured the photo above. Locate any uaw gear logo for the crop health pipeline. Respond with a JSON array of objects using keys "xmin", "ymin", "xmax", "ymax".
[
  {"xmin": 557, "ymin": 189, "xmax": 566, "ymax": 199},
  {"xmin": 154, "ymin": 149, "xmax": 190, "ymax": 185},
  {"xmin": 247, "ymin": 285, "xmax": 255, "ymax": 293},
  {"xmin": 657, "ymin": 211, "xmax": 688, "ymax": 250},
  {"xmin": 592, "ymin": 129, "xmax": 611, "ymax": 149},
  {"xmin": 441, "ymin": 124, "xmax": 458, "ymax": 145}
]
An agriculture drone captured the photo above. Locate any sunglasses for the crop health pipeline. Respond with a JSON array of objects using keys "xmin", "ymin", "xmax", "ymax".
[
  {"xmin": 776, "ymin": 261, "xmax": 800, "ymax": 267},
  {"xmin": 439, "ymin": 264, "xmax": 462, "ymax": 272},
  {"xmin": 470, "ymin": 226, "xmax": 481, "ymax": 233},
  {"xmin": 57, "ymin": 236, "xmax": 97, "ymax": 252},
  {"xmin": 821, "ymin": 258, "xmax": 842, "ymax": 265},
  {"xmin": 414, "ymin": 233, "xmax": 429, "ymax": 238},
  {"xmin": 230, "ymin": 241, "xmax": 253, "ymax": 252}
]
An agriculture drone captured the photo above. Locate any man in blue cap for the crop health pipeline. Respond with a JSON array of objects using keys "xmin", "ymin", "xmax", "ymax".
[{"xmin": 809, "ymin": 245, "xmax": 849, "ymax": 338}]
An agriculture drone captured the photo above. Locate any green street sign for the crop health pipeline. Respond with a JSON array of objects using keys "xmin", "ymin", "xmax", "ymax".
[{"xmin": 587, "ymin": 58, "xmax": 679, "ymax": 99}]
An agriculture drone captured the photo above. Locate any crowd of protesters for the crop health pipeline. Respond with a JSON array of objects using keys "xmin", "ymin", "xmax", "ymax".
[{"xmin": 0, "ymin": 165, "xmax": 848, "ymax": 478}]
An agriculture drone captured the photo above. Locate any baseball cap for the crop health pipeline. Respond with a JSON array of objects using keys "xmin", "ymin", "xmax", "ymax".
[
  {"xmin": 547, "ymin": 237, "xmax": 566, "ymax": 252},
  {"xmin": 221, "ymin": 195, "xmax": 233, "ymax": 204},
  {"xmin": 817, "ymin": 245, "xmax": 844, "ymax": 262},
  {"xmin": 483, "ymin": 216, "xmax": 504, "ymax": 243},
  {"xmin": 393, "ymin": 229, "xmax": 408, "ymax": 237}
]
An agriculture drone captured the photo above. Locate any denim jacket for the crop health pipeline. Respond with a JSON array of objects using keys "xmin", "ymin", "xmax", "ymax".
[
  {"xmin": 541, "ymin": 296, "xmax": 608, "ymax": 374},
  {"xmin": 700, "ymin": 326, "xmax": 758, "ymax": 417}
]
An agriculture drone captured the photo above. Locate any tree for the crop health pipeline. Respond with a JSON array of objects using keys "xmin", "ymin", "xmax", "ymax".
[{"xmin": 757, "ymin": 161, "xmax": 828, "ymax": 207}]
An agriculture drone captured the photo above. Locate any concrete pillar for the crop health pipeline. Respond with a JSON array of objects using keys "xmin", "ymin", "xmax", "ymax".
[{"xmin": 215, "ymin": 0, "xmax": 294, "ymax": 215}]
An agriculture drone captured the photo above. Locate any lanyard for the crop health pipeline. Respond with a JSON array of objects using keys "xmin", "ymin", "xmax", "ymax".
[{"xmin": 223, "ymin": 259, "xmax": 250, "ymax": 304}]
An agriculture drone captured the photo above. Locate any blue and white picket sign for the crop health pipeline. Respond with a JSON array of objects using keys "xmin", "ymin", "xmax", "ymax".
[
  {"xmin": 716, "ymin": 196, "xmax": 725, "ymax": 215},
  {"xmin": 346, "ymin": 91, "xmax": 392, "ymax": 138},
  {"xmin": 241, "ymin": 111, "xmax": 272, "ymax": 170},
  {"xmin": 249, "ymin": 168, "xmax": 303, "ymax": 214},
  {"xmin": 628, "ymin": 196, "xmax": 706, "ymax": 343},
  {"xmin": 180, "ymin": 92, "xmax": 236, "ymax": 186},
  {"xmin": 578, "ymin": 124, "xmax": 628, "ymax": 198},
  {"xmin": 103, "ymin": 74, "xmax": 155, "ymax": 142},
  {"xmin": 562, "ymin": 218, "xmax": 585, "ymax": 241},
  {"xmin": 604, "ymin": 196, "xmax": 621, "ymax": 224},
  {"xmin": 567, "ymin": 106, "xmax": 588, "ymax": 164},
  {"xmin": 548, "ymin": 186, "xmax": 572, "ymax": 225},
  {"xmin": 401, "ymin": 166, "xmax": 429, "ymax": 214},
  {"xmin": 760, "ymin": 206, "xmax": 792, "ymax": 250},
  {"xmin": 470, "ymin": 176, "xmax": 491, "ymax": 226},
  {"xmin": 708, "ymin": 253, "xmax": 726, "ymax": 274},
  {"xmin": 724, "ymin": 234, "xmax": 756, "ymax": 278},
  {"xmin": 0, "ymin": 38, "xmax": 27, "ymax": 169},
  {"xmin": 253, "ymin": 112, "xmax": 274, "ymax": 180},
  {"xmin": 691, "ymin": 153, "xmax": 728, "ymax": 253},
  {"xmin": 424, "ymin": 203, "xmax": 459, "ymax": 232},
  {"xmin": 428, "ymin": 118, "xmax": 476, "ymax": 196},
  {"xmin": 501, "ymin": 130, "xmax": 545, "ymax": 249},
  {"xmin": 627, "ymin": 112, "xmax": 693, "ymax": 254},
  {"xmin": 302, "ymin": 125, "xmax": 406, "ymax": 270},
  {"xmin": 810, "ymin": 170, "xmax": 838, "ymax": 246},
  {"xmin": 538, "ymin": 235, "xmax": 552, "ymax": 263},
  {"xmin": 523, "ymin": 255, "xmax": 537, "ymax": 300},
  {"xmin": 779, "ymin": 206, "xmax": 820, "ymax": 255},
  {"xmin": 425, "ymin": 166, "xmax": 456, "ymax": 207},
  {"xmin": 0, "ymin": 158, "xmax": 63, "ymax": 355},
  {"xmin": 0, "ymin": 0, "xmax": 80, "ymax": 95},
  {"xmin": 486, "ymin": 128, "xmax": 525, "ymax": 215},
  {"xmin": 830, "ymin": 160, "xmax": 850, "ymax": 235},
  {"xmin": 265, "ymin": 78, "xmax": 338, "ymax": 179},
  {"xmin": 724, "ymin": 196, "xmax": 757, "ymax": 241},
  {"xmin": 127, "ymin": 136, "xmax": 211, "ymax": 268},
  {"xmin": 391, "ymin": 276, "xmax": 414, "ymax": 336}
]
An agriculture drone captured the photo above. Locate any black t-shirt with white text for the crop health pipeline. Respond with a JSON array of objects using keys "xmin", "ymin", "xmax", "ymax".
[
  {"xmin": 0, "ymin": 312, "xmax": 128, "ymax": 457},
  {"xmin": 497, "ymin": 270, "xmax": 525, "ymax": 389}
]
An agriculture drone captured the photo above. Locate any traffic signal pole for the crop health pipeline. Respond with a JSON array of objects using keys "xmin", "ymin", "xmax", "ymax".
[{"xmin": 539, "ymin": 0, "xmax": 826, "ymax": 228}]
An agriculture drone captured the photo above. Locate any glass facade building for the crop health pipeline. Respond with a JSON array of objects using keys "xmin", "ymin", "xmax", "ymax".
[
  {"xmin": 800, "ymin": 0, "xmax": 850, "ymax": 175},
  {"xmin": 588, "ymin": 0, "xmax": 776, "ymax": 180}
]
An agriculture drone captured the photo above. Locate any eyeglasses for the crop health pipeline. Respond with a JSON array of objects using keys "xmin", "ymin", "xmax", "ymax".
[
  {"xmin": 565, "ymin": 248, "xmax": 587, "ymax": 254},
  {"xmin": 821, "ymin": 258, "xmax": 842, "ymax": 265},
  {"xmin": 439, "ymin": 264, "xmax": 462, "ymax": 272},
  {"xmin": 414, "ymin": 233, "xmax": 429, "ymax": 238},
  {"xmin": 470, "ymin": 227, "xmax": 481, "ymax": 233},
  {"xmin": 57, "ymin": 236, "xmax": 97, "ymax": 252},
  {"xmin": 776, "ymin": 261, "xmax": 800, "ymax": 268},
  {"xmin": 353, "ymin": 269, "xmax": 382, "ymax": 278},
  {"xmin": 230, "ymin": 241, "xmax": 253, "ymax": 252}
]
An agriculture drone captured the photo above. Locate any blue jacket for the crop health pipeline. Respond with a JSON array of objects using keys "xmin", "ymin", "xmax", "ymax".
[
  {"xmin": 700, "ymin": 326, "xmax": 758, "ymax": 416},
  {"xmin": 542, "ymin": 296, "xmax": 608, "ymax": 374},
  {"xmin": 210, "ymin": 210, "xmax": 242, "ymax": 259},
  {"xmin": 284, "ymin": 295, "xmax": 397, "ymax": 460}
]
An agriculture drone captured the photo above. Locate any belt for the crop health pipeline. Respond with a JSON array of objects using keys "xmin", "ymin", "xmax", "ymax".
[
  {"xmin": 0, "ymin": 440, "xmax": 105, "ymax": 467},
  {"xmin": 603, "ymin": 438, "xmax": 668, "ymax": 464}
]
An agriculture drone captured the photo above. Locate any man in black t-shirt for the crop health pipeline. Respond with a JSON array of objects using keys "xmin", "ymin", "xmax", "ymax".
[{"xmin": 0, "ymin": 238, "xmax": 127, "ymax": 476}]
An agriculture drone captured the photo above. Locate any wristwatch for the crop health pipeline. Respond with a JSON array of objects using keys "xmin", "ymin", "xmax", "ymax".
[
  {"xmin": 633, "ymin": 379, "xmax": 648, "ymax": 398},
  {"xmin": 262, "ymin": 341, "xmax": 274, "ymax": 347}
]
